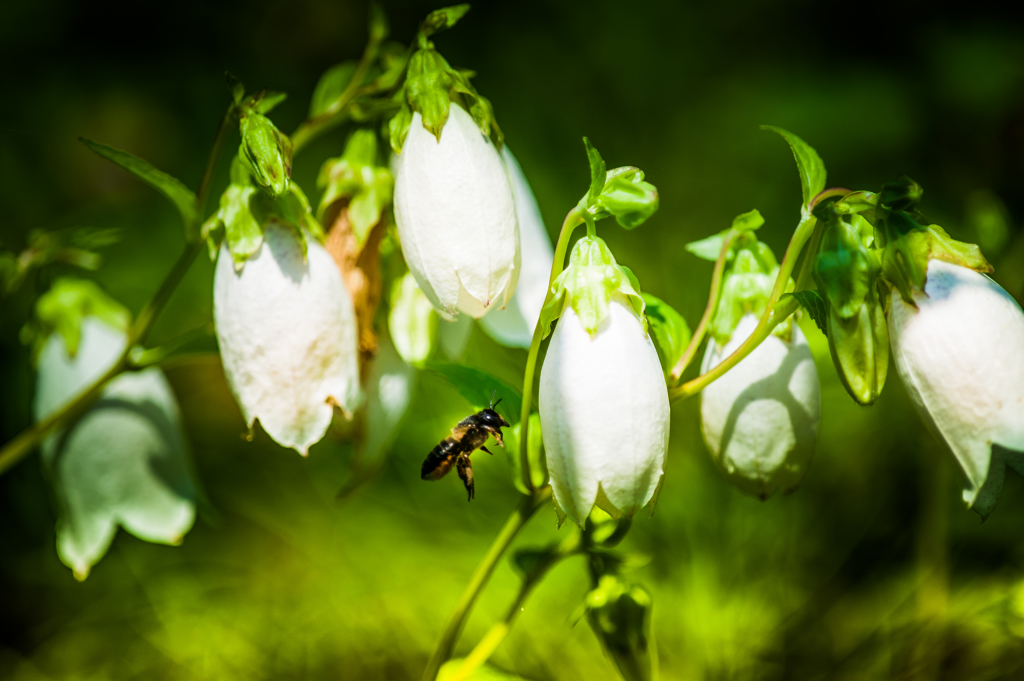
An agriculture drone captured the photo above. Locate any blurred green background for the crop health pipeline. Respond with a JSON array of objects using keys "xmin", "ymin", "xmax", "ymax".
[{"xmin": 4, "ymin": 1, "xmax": 1024, "ymax": 679}]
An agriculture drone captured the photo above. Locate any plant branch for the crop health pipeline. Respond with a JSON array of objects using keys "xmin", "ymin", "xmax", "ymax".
[
  {"xmin": 421, "ymin": 486, "xmax": 553, "ymax": 681},
  {"xmin": 669, "ymin": 215, "xmax": 816, "ymax": 402},
  {"xmin": 518, "ymin": 207, "xmax": 584, "ymax": 492},
  {"xmin": 668, "ymin": 232, "xmax": 734, "ymax": 383}
]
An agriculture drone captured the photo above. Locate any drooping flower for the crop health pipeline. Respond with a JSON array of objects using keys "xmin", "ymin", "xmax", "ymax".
[
  {"xmin": 31, "ymin": 279, "xmax": 195, "ymax": 579},
  {"xmin": 700, "ymin": 314, "xmax": 820, "ymax": 499},
  {"xmin": 479, "ymin": 146, "xmax": 554, "ymax": 347},
  {"xmin": 539, "ymin": 236, "xmax": 668, "ymax": 526},
  {"xmin": 888, "ymin": 259, "xmax": 1024, "ymax": 518},
  {"xmin": 214, "ymin": 221, "xmax": 361, "ymax": 455},
  {"xmin": 392, "ymin": 103, "xmax": 519, "ymax": 318},
  {"xmin": 687, "ymin": 212, "xmax": 821, "ymax": 498}
]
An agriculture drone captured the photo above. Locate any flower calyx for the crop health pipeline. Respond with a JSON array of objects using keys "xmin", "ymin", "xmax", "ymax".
[
  {"xmin": 387, "ymin": 6, "xmax": 502, "ymax": 154},
  {"xmin": 578, "ymin": 138, "xmax": 659, "ymax": 230},
  {"xmin": 21, "ymin": 278, "xmax": 130, "ymax": 364},
  {"xmin": 317, "ymin": 128, "xmax": 393, "ymax": 251},
  {"xmin": 539, "ymin": 235, "xmax": 645, "ymax": 339},
  {"xmin": 231, "ymin": 83, "xmax": 293, "ymax": 199},
  {"xmin": 873, "ymin": 177, "xmax": 992, "ymax": 306}
]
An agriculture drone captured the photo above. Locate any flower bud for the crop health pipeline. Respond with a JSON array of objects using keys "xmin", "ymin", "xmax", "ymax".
[
  {"xmin": 214, "ymin": 221, "xmax": 361, "ymax": 455},
  {"xmin": 393, "ymin": 103, "xmax": 519, "ymax": 319},
  {"xmin": 540, "ymin": 295, "xmax": 668, "ymax": 526},
  {"xmin": 479, "ymin": 146, "xmax": 554, "ymax": 348},
  {"xmin": 888, "ymin": 259, "xmax": 1024, "ymax": 518},
  {"xmin": 585, "ymin": 575, "xmax": 656, "ymax": 681},
  {"xmin": 700, "ymin": 313, "xmax": 820, "ymax": 499},
  {"xmin": 239, "ymin": 111, "xmax": 292, "ymax": 198}
]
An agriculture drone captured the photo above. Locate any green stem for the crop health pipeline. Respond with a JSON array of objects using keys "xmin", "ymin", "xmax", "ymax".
[
  {"xmin": 668, "ymin": 231, "xmax": 734, "ymax": 383},
  {"xmin": 448, "ymin": 537, "xmax": 579, "ymax": 681},
  {"xmin": 421, "ymin": 486, "xmax": 553, "ymax": 681},
  {"xmin": 518, "ymin": 208, "xmax": 584, "ymax": 492},
  {"xmin": 128, "ymin": 322, "xmax": 215, "ymax": 369},
  {"xmin": 0, "ymin": 109, "xmax": 235, "ymax": 477},
  {"xmin": 669, "ymin": 215, "xmax": 816, "ymax": 402}
]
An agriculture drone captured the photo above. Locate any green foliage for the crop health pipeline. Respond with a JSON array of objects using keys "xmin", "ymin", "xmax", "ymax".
[
  {"xmin": 584, "ymin": 575, "xmax": 656, "ymax": 681},
  {"xmin": 785, "ymin": 290, "xmax": 829, "ymax": 337},
  {"xmin": 22, "ymin": 278, "xmax": 129, "ymax": 362},
  {"xmin": 508, "ymin": 412, "xmax": 547, "ymax": 494},
  {"xmin": 642, "ymin": 292, "xmax": 691, "ymax": 375},
  {"xmin": 80, "ymin": 138, "xmax": 200, "ymax": 240},
  {"xmin": 761, "ymin": 125, "xmax": 826, "ymax": 208},
  {"xmin": 423, "ymin": 362, "xmax": 522, "ymax": 426},
  {"xmin": 578, "ymin": 139, "xmax": 660, "ymax": 229},
  {"xmin": 310, "ymin": 62, "xmax": 359, "ymax": 117},
  {"xmin": 316, "ymin": 128, "xmax": 393, "ymax": 247}
]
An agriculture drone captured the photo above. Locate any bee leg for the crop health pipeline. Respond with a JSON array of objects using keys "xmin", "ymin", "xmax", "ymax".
[
  {"xmin": 481, "ymin": 445, "xmax": 494, "ymax": 456},
  {"xmin": 492, "ymin": 430, "xmax": 505, "ymax": 448},
  {"xmin": 456, "ymin": 453, "xmax": 475, "ymax": 501}
]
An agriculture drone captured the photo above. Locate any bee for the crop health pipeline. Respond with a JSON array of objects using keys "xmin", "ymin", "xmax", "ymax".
[{"xmin": 421, "ymin": 392, "xmax": 511, "ymax": 500}]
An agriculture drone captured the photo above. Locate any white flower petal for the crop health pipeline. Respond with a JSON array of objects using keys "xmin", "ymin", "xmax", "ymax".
[
  {"xmin": 540, "ymin": 298, "xmax": 669, "ymax": 526},
  {"xmin": 394, "ymin": 105, "xmax": 519, "ymax": 318},
  {"xmin": 214, "ymin": 221, "xmax": 361, "ymax": 455},
  {"xmin": 888, "ymin": 259, "xmax": 1024, "ymax": 514},
  {"xmin": 700, "ymin": 314, "xmax": 820, "ymax": 499},
  {"xmin": 480, "ymin": 146, "xmax": 554, "ymax": 348}
]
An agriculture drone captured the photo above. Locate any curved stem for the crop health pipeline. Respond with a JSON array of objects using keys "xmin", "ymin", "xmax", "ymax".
[
  {"xmin": 0, "ymin": 110, "xmax": 234, "ymax": 477},
  {"xmin": 421, "ymin": 486, "xmax": 553, "ymax": 681},
  {"xmin": 668, "ymin": 232, "xmax": 734, "ymax": 383},
  {"xmin": 669, "ymin": 215, "xmax": 816, "ymax": 402},
  {"xmin": 448, "ymin": 537, "xmax": 579, "ymax": 681},
  {"xmin": 518, "ymin": 208, "xmax": 584, "ymax": 492}
]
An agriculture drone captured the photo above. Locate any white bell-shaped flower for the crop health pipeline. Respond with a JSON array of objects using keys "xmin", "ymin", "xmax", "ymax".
[
  {"xmin": 700, "ymin": 313, "xmax": 821, "ymax": 499},
  {"xmin": 480, "ymin": 147, "xmax": 554, "ymax": 347},
  {"xmin": 540, "ymin": 296, "xmax": 669, "ymax": 526},
  {"xmin": 393, "ymin": 103, "xmax": 520, "ymax": 319},
  {"xmin": 214, "ymin": 221, "xmax": 361, "ymax": 455},
  {"xmin": 888, "ymin": 259, "xmax": 1024, "ymax": 517}
]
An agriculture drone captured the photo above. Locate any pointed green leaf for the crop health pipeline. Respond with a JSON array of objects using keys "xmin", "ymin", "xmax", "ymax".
[
  {"xmin": 254, "ymin": 91, "xmax": 287, "ymax": 115},
  {"xmin": 761, "ymin": 125, "xmax": 826, "ymax": 208},
  {"xmin": 422, "ymin": 362, "xmax": 522, "ymax": 427},
  {"xmin": 685, "ymin": 233, "xmax": 727, "ymax": 262},
  {"xmin": 310, "ymin": 62, "xmax": 358, "ymax": 117},
  {"xmin": 642, "ymin": 293, "xmax": 691, "ymax": 375},
  {"xmin": 80, "ymin": 138, "xmax": 199, "ymax": 239},
  {"xmin": 584, "ymin": 137, "xmax": 607, "ymax": 207},
  {"xmin": 785, "ymin": 290, "xmax": 828, "ymax": 337},
  {"xmin": 731, "ymin": 209, "xmax": 765, "ymax": 232}
]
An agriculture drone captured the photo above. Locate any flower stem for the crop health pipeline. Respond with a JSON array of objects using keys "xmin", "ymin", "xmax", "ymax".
[
  {"xmin": 668, "ymin": 231, "xmax": 735, "ymax": 383},
  {"xmin": 0, "ymin": 109, "xmax": 235, "ymax": 477},
  {"xmin": 421, "ymin": 486, "xmax": 553, "ymax": 681},
  {"xmin": 447, "ymin": 534, "xmax": 579, "ymax": 681},
  {"xmin": 669, "ymin": 215, "xmax": 816, "ymax": 402},
  {"xmin": 518, "ymin": 208, "xmax": 584, "ymax": 492}
]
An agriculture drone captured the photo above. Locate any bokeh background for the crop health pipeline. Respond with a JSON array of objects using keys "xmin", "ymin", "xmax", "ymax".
[{"xmin": 4, "ymin": 1, "xmax": 1024, "ymax": 679}]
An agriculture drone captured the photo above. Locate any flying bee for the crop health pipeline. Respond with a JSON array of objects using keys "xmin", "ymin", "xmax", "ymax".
[{"xmin": 421, "ymin": 392, "xmax": 511, "ymax": 500}]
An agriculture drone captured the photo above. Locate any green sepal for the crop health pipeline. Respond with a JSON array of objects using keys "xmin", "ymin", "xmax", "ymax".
[
  {"xmin": 238, "ymin": 108, "xmax": 293, "ymax": 198},
  {"xmin": 642, "ymin": 292, "xmax": 691, "ymax": 376},
  {"xmin": 316, "ymin": 128, "xmax": 393, "ymax": 248},
  {"xmin": 813, "ymin": 202, "xmax": 888, "ymax": 405},
  {"xmin": 388, "ymin": 30, "xmax": 502, "ymax": 154},
  {"xmin": 684, "ymin": 210, "xmax": 763, "ymax": 262},
  {"xmin": 22, "ymin": 278, "xmax": 130, "ymax": 363},
  {"xmin": 577, "ymin": 141, "xmax": 660, "ymax": 230},
  {"xmin": 539, "ymin": 236, "xmax": 646, "ymax": 339},
  {"xmin": 79, "ymin": 138, "xmax": 200, "ymax": 241},
  {"xmin": 761, "ymin": 125, "xmax": 826, "ymax": 210},
  {"xmin": 202, "ymin": 156, "xmax": 322, "ymax": 266},
  {"xmin": 784, "ymin": 290, "xmax": 828, "ymax": 337},
  {"xmin": 388, "ymin": 272, "xmax": 437, "ymax": 365},
  {"xmin": 873, "ymin": 181, "xmax": 992, "ymax": 305},
  {"xmin": 416, "ymin": 4, "xmax": 470, "ymax": 46}
]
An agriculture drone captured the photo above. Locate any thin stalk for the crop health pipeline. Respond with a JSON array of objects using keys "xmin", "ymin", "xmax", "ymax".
[
  {"xmin": 668, "ymin": 232, "xmax": 734, "ymax": 383},
  {"xmin": 128, "ymin": 322, "xmax": 215, "ymax": 369},
  {"xmin": 421, "ymin": 486, "xmax": 553, "ymax": 681},
  {"xmin": 0, "ymin": 110, "xmax": 234, "ymax": 477},
  {"xmin": 518, "ymin": 208, "xmax": 584, "ymax": 492},
  {"xmin": 448, "ymin": 538, "xmax": 578, "ymax": 681},
  {"xmin": 669, "ymin": 215, "xmax": 816, "ymax": 402}
]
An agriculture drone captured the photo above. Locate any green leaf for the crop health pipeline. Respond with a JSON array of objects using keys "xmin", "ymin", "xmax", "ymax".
[
  {"xmin": 508, "ymin": 412, "xmax": 547, "ymax": 495},
  {"xmin": 761, "ymin": 125, "xmax": 826, "ymax": 208},
  {"xmin": 642, "ymin": 293, "xmax": 691, "ymax": 375},
  {"xmin": 388, "ymin": 272, "xmax": 437, "ymax": 365},
  {"xmin": 786, "ymin": 290, "xmax": 828, "ymax": 337},
  {"xmin": 685, "ymin": 233, "xmax": 727, "ymax": 262},
  {"xmin": 317, "ymin": 129, "xmax": 393, "ymax": 247},
  {"xmin": 423, "ymin": 362, "xmax": 523, "ymax": 427},
  {"xmin": 438, "ymin": 660, "xmax": 530, "ymax": 681},
  {"xmin": 254, "ymin": 91, "xmax": 287, "ymax": 115},
  {"xmin": 584, "ymin": 137, "xmax": 607, "ymax": 207},
  {"xmin": 80, "ymin": 138, "xmax": 199, "ymax": 239},
  {"xmin": 368, "ymin": 2, "xmax": 389, "ymax": 43},
  {"xmin": 225, "ymin": 71, "xmax": 245, "ymax": 105},
  {"xmin": 34, "ymin": 320, "xmax": 195, "ymax": 580},
  {"xmin": 310, "ymin": 61, "xmax": 359, "ymax": 117}
]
